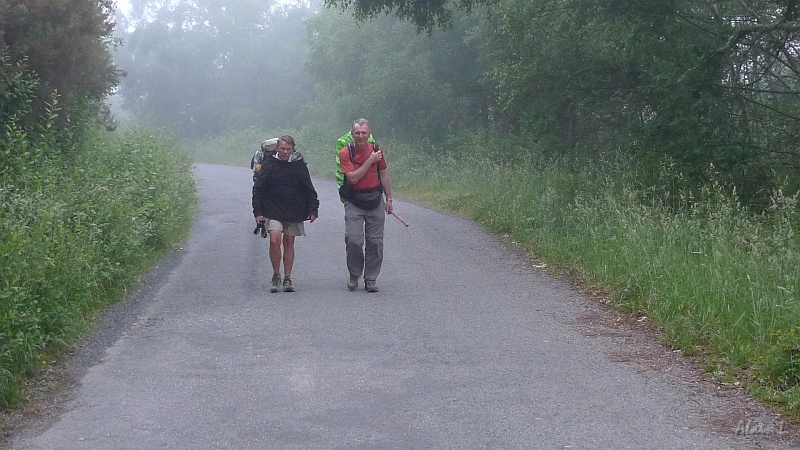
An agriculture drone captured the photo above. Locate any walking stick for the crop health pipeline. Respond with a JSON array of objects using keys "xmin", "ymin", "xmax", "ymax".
[{"xmin": 390, "ymin": 212, "xmax": 409, "ymax": 227}]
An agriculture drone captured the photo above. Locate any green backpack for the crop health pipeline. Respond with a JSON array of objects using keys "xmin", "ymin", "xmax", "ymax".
[{"xmin": 335, "ymin": 131, "xmax": 375, "ymax": 193}]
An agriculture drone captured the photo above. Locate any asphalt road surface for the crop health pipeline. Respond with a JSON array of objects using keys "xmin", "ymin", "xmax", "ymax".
[{"xmin": 7, "ymin": 164, "xmax": 799, "ymax": 449}]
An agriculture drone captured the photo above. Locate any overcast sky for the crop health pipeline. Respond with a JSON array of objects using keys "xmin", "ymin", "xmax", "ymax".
[{"xmin": 117, "ymin": 0, "xmax": 131, "ymax": 15}]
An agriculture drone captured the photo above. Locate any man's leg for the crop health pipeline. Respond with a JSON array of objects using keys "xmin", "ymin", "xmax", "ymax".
[
  {"xmin": 363, "ymin": 200, "xmax": 386, "ymax": 284},
  {"xmin": 268, "ymin": 229, "xmax": 283, "ymax": 275},
  {"xmin": 282, "ymin": 234, "xmax": 296, "ymax": 277},
  {"xmin": 268, "ymin": 229, "xmax": 283, "ymax": 293},
  {"xmin": 344, "ymin": 202, "xmax": 366, "ymax": 286}
]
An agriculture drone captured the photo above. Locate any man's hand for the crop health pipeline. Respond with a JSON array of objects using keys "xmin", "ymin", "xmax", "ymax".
[
  {"xmin": 253, "ymin": 216, "xmax": 267, "ymax": 238},
  {"xmin": 308, "ymin": 214, "xmax": 317, "ymax": 223},
  {"xmin": 368, "ymin": 150, "xmax": 383, "ymax": 165}
]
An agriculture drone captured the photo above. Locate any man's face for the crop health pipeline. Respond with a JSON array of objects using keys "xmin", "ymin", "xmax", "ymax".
[
  {"xmin": 352, "ymin": 124, "xmax": 370, "ymax": 146},
  {"xmin": 276, "ymin": 142, "xmax": 293, "ymax": 161}
]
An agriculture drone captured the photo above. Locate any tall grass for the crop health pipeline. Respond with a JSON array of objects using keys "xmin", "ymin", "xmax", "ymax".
[{"xmin": 0, "ymin": 123, "xmax": 197, "ymax": 409}]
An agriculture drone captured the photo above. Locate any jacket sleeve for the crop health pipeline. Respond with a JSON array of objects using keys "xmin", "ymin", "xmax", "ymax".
[
  {"xmin": 300, "ymin": 166, "xmax": 319, "ymax": 218},
  {"xmin": 252, "ymin": 171, "xmax": 267, "ymax": 217}
]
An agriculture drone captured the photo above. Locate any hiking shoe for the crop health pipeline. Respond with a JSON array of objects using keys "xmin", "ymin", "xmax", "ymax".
[
  {"xmin": 283, "ymin": 276, "xmax": 294, "ymax": 292},
  {"xmin": 365, "ymin": 279, "xmax": 379, "ymax": 293},
  {"xmin": 270, "ymin": 273, "xmax": 281, "ymax": 293},
  {"xmin": 347, "ymin": 275, "xmax": 359, "ymax": 291}
]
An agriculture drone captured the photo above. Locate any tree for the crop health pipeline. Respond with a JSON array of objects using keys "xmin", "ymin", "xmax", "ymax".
[
  {"xmin": 469, "ymin": 0, "xmax": 800, "ymax": 199},
  {"xmin": 0, "ymin": 50, "xmax": 37, "ymax": 127},
  {"xmin": 304, "ymin": 8, "xmax": 495, "ymax": 138},
  {"xmin": 331, "ymin": 0, "xmax": 800, "ymax": 197},
  {"xmin": 0, "ymin": 0, "xmax": 121, "ymax": 117},
  {"xmin": 322, "ymin": 0, "xmax": 497, "ymax": 31}
]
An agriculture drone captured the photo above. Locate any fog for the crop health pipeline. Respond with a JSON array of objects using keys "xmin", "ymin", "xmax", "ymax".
[
  {"xmin": 112, "ymin": 0, "xmax": 323, "ymax": 137},
  {"xmin": 109, "ymin": 0, "xmax": 496, "ymax": 142}
]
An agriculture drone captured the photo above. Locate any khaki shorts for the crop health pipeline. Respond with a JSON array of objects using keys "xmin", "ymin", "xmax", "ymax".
[{"xmin": 265, "ymin": 219, "xmax": 305, "ymax": 236}]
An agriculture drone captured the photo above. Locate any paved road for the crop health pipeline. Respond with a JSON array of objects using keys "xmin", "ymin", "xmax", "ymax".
[{"xmin": 8, "ymin": 164, "xmax": 798, "ymax": 449}]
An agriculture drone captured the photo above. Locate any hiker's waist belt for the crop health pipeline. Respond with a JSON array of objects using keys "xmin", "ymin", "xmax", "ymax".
[{"xmin": 353, "ymin": 186, "xmax": 382, "ymax": 193}]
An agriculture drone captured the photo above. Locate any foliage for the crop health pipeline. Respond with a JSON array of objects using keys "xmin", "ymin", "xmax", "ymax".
[
  {"xmin": 303, "ymin": 9, "xmax": 495, "ymax": 140},
  {"xmin": 322, "ymin": 0, "xmax": 497, "ymax": 31},
  {"xmin": 0, "ymin": 69, "xmax": 196, "ymax": 408},
  {"xmin": 0, "ymin": 52, "xmax": 39, "ymax": 141},
  {"xmin": 317, "ymin": 0, "xmax": 800, "ymax": 205},
  {"xmin": 110, "ymin": 0, "xmax": 800, "ymax": 203},
  {"xmin": 766, "ymin": 325, "xmax": 800, "ymax": 390},
  {"xmin": 0, "ymin": 0, "xmax": 121, "ymax": 121},
  {"xmin": 480, "ymin": 0, "xmax": 800, "ymax": 204}
]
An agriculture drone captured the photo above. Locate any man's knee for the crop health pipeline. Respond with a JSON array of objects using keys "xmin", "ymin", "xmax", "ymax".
[
  {"xmin": 345, "ymin": 234, "xmax": 365, "ymax": 249},
  {"xmin": 365, "ymin": 237, "xmax": 383, "ymax": 251}
]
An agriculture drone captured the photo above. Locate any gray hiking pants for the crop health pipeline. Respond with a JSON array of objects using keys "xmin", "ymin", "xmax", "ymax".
[{"xmin": 344, "ymin": 199, "xmax": 385, "ymax": 281}]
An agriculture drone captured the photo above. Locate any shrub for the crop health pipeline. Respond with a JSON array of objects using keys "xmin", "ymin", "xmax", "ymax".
[{"xmin": 0, "ymin": 116, "xmax": 196, "ymax": 409}]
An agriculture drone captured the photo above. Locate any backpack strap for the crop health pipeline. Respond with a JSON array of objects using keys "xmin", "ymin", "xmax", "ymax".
[{"xmin": 346, "ymin": 142, "xmax": 379, "ymax": 164}]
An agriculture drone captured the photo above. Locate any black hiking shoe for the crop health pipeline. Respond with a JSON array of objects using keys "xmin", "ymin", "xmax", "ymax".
[
  {"xmin": 365, "ymin": 279, "xmax": 379, "ymax": 293},
  {"xmin": 270, "ymin": 273, "xmax": 281, "ymax": 293},
  {"xmin": 283, "ymin": 276, "xmax": 294, "ymax": 292}
]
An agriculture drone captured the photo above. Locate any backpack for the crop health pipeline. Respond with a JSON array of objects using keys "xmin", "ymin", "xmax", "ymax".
[
  {"xmin": 335, "ymin": 131, "xmax": 374, "ymax": 191},
  {"xmin": 337, "ymin": 138, "xmax": 383, "ymax": 209},
  {"xmin": 251, "ymin": 138, "xmax": 278, "ymax": 180}
]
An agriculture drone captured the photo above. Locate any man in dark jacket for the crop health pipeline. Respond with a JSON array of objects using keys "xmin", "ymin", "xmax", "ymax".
[{"xmin": 252, "ymin": 135, "xmax": 319, "ymax": 293}]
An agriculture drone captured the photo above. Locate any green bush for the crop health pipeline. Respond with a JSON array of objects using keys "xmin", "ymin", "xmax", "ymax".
[{"xmin": 0, "ymin": 118, "xmax": 196, "ymax": 409}]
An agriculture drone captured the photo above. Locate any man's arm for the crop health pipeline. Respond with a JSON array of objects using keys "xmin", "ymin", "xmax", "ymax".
[
  {"xmin": 343, "ymin": 150, "xmax": 382, "ymax": 184},
  {"xmin": 252, "ymin": 168, "xmax": 269, "ymax": 220},
  {"xmin": 252, "ymin": 179, "xmax": 263, "ymax": 219},
  {"xmin": 299, "ymin": 166, "xmax": 320, "ymax": 221},
  {"xmin": 379, "ymin": 168, "xmax": 393, "ymax": 214}
]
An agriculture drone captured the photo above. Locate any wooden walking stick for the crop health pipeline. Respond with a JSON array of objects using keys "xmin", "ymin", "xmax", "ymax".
[{"xmin": 390, "ymin": 212, "xmax": 409, "ymax": 227}]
